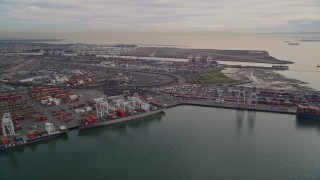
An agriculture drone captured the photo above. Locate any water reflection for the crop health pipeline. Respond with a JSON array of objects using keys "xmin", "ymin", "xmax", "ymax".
[
  {"xmin": 235, "ymin": 110, "xmax": 256, "ymax": 136},
  {"xmin": 78, "ymin": 112, "xmax": 166, "ymax": 137},
  {"xmin": 1, "ymin": 151, "xmax": 20, "ymax": 170},
  {"xmin": 47, "ymin": 135, "xmax": 69, "ymax": 151},
  {"xmin": 26, "ymin": 134, "xmax": 69, "ymax": 152},
  {"xmin": 236, "ymin": 110, "xmax": 244, "ymax": 136},
  {"xmin": 0, "ymin": 134, "xmax": 68, "ymax": 170},
  {"xmin": 296, "ymin": 117, "xmax": 320, "ymax": 130},
  {"xmin": 248, "ymin": 111, "xmax": 256, "ymax": 135}
]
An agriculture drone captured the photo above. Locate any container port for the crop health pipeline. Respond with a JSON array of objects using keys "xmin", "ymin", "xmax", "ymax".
[
  {"xmin": 1, "ymin": 83, "xmax": 319, "ymax": 151},
  {"xmin": 1, "ymin": 41, "xmax": 319, "ymax": 152}
]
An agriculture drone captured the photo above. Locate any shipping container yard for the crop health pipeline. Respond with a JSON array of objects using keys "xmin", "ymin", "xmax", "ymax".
[
  {"xmin": 2, "ymin": 82, "xmax": 320, "ymax": 150},
  {"xmin": 0, "ymin": 84, "xmax": 167, "ymax": 150},
  {"xmin": 1, "ymin": 42, "xmax": 320, "ymax": 151}
]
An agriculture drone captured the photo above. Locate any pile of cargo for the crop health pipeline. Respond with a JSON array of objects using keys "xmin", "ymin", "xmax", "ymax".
[
  {"xmin": 257, "ymin": 90, "xmax": 295, "ymax": 106},
  {"xmin": 51, "ymin": 109, "xmax": 73, "ymax": 122},
  {"xmin": 11, "ymin": 114, "xmax": 28, "ymax": 121},
  {"xmin": 28, "ymin": 87, "xmax": 79, "ymax": 106},
  {"xmin": 108, "ymin": 113, "xmax": 118, "ymax": 119},
  {"xmin": 35, "ymin": 115, "xmax": 47, "ymax": 122},
  {"xmin": 27, "ymin": 130, "xmax": 38, "ymax": 139},
  {"xmin": 149, "ymin": 101, "xmax": 162, "ymax": 108},
  {"xmin": 4, "ymin": 106, "xmax": 38, "ymax": 121},
  {"xmin": 1, "ymin": 136, "xmax": 8, "ymax": 145},
  {"xmin": 81, "ymin": 115, "xmax": 99, "ymax": 124},
  {"xmin": 116, "ymin": 109, "xmax": 127, "ymax": 117},
  {"xmin": 0, "ymin": 120, "xmax": 2, "ymax": 135},
  {"xmin": 67, "ymin": 73, "xmax": 94, "ymax": 87},
  {"xmin": 0, "ymin": 93, "xmax": 25, "ymax": 117},
  {"xmin": 304, "ymin": 94, "xmax": 319, "ymax": 103},
  {"xmin": 256, "ymin": 90, "xmax": 320, "ymax": 106},
  {"xmin": 73, "ymin": 103, "xmax": 94, "ymax": 114},
  {"xmin": 1, "ymin": 136, "xmax": 15, "ymax": 145},
  {"xmin": 296, "ymin": 105, "xmax": 320, "ymax": 119},
  {"xmin": 14, "ymin": 121, "xmax": 22, "ymax": 130},
  {"xmin": 73, "ymin": 103, "xmax": 87, "ymax": 109},
  {"xmin": 0, "ymin": 93, "xmax": 22, "ymax": 102}
]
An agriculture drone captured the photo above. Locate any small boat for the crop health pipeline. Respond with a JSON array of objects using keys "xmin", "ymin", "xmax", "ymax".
[
  {"xmin": 317, "ymin": 65, "xmax": 320, "ymax": 68},
  {"xmin": 288, "ymin": 42, "xmax": 299, "ymax": 45}
]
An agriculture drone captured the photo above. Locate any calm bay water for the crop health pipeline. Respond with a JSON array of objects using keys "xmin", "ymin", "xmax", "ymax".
[{"xmin": 1, "ymin": 105, "xmax": 320, "ymax": 179}]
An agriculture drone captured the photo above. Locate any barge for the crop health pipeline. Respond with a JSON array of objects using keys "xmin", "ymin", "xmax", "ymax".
[{"xmin": 289, "ymin": 42, "xmax": 299, "ymax": 45}]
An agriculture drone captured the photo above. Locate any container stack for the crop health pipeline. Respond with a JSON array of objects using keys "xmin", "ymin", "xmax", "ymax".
[
  {"xmin": 28, "ymin": 87, "xmax": 79, "ymax": 106},
  {"xmin": 82, "ymin": 115, "xmax": 99, "ymax": 124}
]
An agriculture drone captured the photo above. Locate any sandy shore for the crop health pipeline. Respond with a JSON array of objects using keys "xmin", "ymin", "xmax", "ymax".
[{"xmin": 222, "ymin": 68, "xmax": 315, "ymax": 91}]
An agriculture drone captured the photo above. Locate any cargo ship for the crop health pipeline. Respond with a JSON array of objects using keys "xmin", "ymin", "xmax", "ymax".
[
  {"xmin": 288, "ymin": 42, "xmax": 299, "ymax": 45},
  {"xmin": 1, "ymin": 113, "xmax": 67, "ymax": 151},
  {"xmin": 78, "ymin": 108, "xmax": 164, "ymax": 130},
  {"xmin": 272, "ymin": 65, "xmax": 289, "ymax": 70},
  {"xmin": 78, "ymin": 94, "xmax": 165, "ymax": 130},
  {"xmin": 296, "ymin": 105, "xmax": 320, "ymax": 119}
]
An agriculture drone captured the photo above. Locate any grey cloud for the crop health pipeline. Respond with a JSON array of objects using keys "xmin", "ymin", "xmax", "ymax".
[
  {"xmin": 0, "ymin": 0, "xmax": 319, "ymax": 31},
  {"xmin": 28, "ymin": 2, "xmax": 75, "ymax": 10}
]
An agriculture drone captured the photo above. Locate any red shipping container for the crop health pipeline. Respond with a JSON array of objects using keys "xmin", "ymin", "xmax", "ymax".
[
  {"xmin": 36, "ymin": 116, "xmax": 42, "ymax": 122},
  {"xmin": 1, "ymin": 140, "xmax": 8, "ymax": 145},
  {"xmin": 41, "ymin": 116, "xmax": 47, "ymax": 121},
  {"xmin": 117, "ymin": 110, "xmax": 127, "ymax": 117}
]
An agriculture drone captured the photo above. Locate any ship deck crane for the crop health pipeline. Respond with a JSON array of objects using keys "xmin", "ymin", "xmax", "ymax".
[{"xmin": 2, "ymin": 113, "xmax": 15, "ymax": 137}]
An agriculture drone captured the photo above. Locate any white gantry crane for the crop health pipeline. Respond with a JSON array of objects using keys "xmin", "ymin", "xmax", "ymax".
[
  {"xmin": 249, "ymin": 90, "xmax": 258, "ymax": 108},
  {"xmin": 114, "ymin": 98, "xmax": 126, "ymax": 110},
  {"xmin": 94, "ymin": 96, "xmax": 107, "ymax": 118},
  {"xmin": 207, "ymin": 54, "xmax": 213, "ymax": 63},
  {"xmin": 123, "ymin": 101, "xmax": 135, "ymax": 110},
  {"xmin": 94, "ymin": 96, "xmax": 116, "ymax": 118},
  {"xmin": 115, "ymin": 94, "xmax": 138, "ymax": 111},
  {"xmin": 108, "ymin": 95, "xmax": 126, "ymax": 110},
  {"xmin": 127, "ymin": 93, "xmax": 150, "ymax": 111},
  {"xmin": 128, "ymin": 93, "xmax": 143, "ymax": 109},
  {"xmin": 2, "ymin": 113, "xmax": 15, "ymax": 137},
  {"xmin": 150, "ymin": 50, "xmax": 156, "ymax": 57},
  {"xmin": 195, "ymin": 55, "xmax": 201, "ymax": 62},
  {"xmin": 237, "ymin": 89, "xmax": 246, "ymax": 105},
  {"xmin": 215, "ymin": 88, "xmax": 225, "ymax": 103},
  {"xmin": 187, "ymin": 54, "xmax": 194, "ymax": 63}
]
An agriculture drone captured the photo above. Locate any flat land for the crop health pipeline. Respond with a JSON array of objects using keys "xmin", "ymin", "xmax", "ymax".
[
  {"xmin": 187, "ymin": 70, "xmax": 238, "ymax": 85},
  {"xmin": 222, "ymin": 68, "xmax": 313, "ymax": 91},
  {"xmin": 122, "ymin": 47, "xmax": 293, "ymax": 64}
]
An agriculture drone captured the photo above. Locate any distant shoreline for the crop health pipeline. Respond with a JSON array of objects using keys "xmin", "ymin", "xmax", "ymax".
[
  {"xmin": 0, "ymin": 39, "xmax": 66, "ymax": 43},
  {"xmin": 0, "ymin": 41, "xmax": 293, "ymax": 64},
  {"xmin": 299, "ymin": 39, "xmax": 320, "ymax": 42}
]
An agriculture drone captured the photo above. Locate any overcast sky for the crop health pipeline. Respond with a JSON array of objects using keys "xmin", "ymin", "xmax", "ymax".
[{"xmin": 0, "ymin": 0, "xmax": 319, "ymax": 32}]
